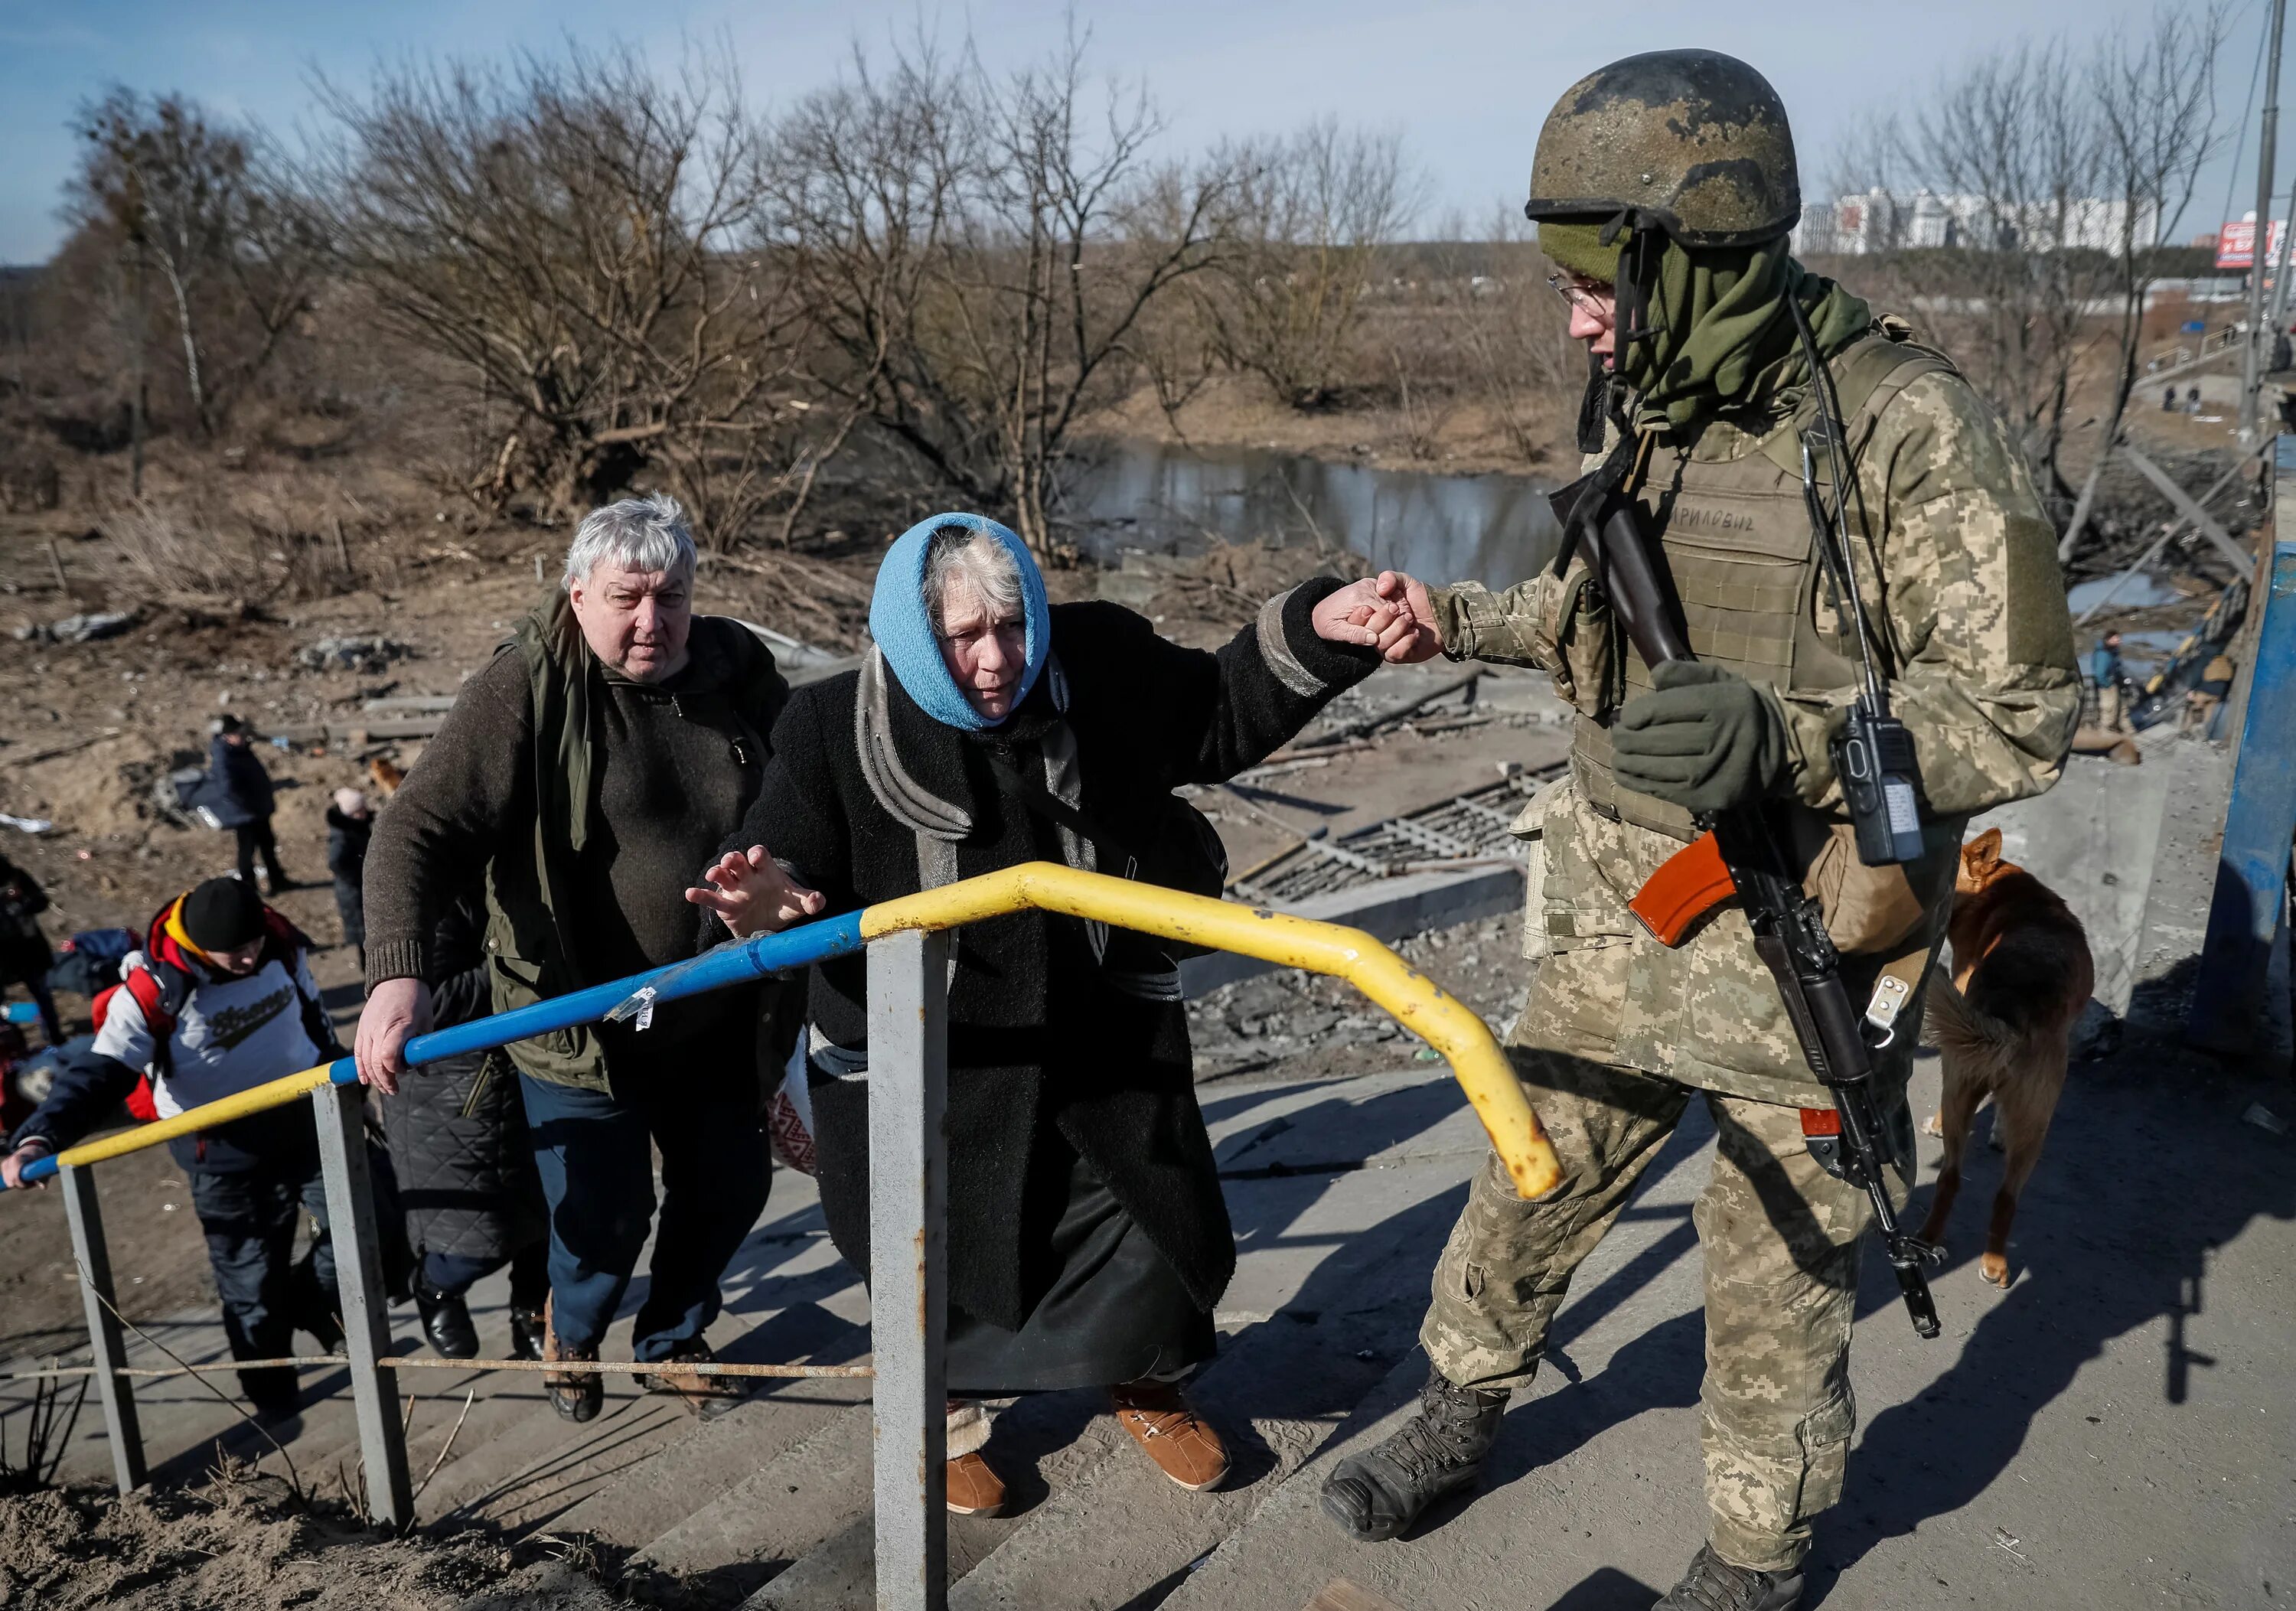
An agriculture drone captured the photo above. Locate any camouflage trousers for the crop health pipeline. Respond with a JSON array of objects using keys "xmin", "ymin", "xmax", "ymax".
[{"xmin": 1420, "ymin": 1045, "xmax": 1910, "ymax": 1573}]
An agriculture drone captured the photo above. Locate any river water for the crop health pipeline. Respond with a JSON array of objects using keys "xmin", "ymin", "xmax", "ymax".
[{"xmin": 1067, "ymin": 439, "xmax": 1561, "ymax": 590}]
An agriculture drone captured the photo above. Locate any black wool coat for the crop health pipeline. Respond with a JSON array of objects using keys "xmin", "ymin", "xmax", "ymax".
[
  {"xmin": 380, "ymin": 894, "xmax": 545, "ymax": 1263},
  {"xmin": 724, "ymin": 584, "xmax": 1378, "ymax": 1330}
]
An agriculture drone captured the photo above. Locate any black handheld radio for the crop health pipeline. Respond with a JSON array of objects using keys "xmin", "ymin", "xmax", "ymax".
[{"xmin": 1788, "ymin": 298, "xmax": 1925, "ymax": 866}]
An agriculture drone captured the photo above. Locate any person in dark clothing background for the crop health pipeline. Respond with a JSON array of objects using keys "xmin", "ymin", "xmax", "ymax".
[
  {"xmin": 2, "ymin": 878, "xmax": 347, "ymax": 1417},
  {"xmin": 328, "ymin": 788, "xmax": 373, "ymax": 970},
  {"xmin": 0, "ymin": 854, "xmax": 62, "ymax": 1046},
  {"xmin": 357, "ymin": 492, "xmax": 789, "ymax": 1424},
  {"xmin": 204, "ymin": 715, "xmax": 295, "ymax": 893},
  {"xmin": 385, "ymin": 889, "xmax": 550, "ymax": 1360},
  {"xmin": 689, "ymin": 514, "xmax": 1404, "ymax": 1516}
]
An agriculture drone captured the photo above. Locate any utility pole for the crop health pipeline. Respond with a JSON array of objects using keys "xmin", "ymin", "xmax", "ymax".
[
  {"xmin": 2243, "ymin": 0, "xmax": 2288, "ymax": 445},
  {"xmin": 2275, "ymin": 181, "xmax": 2296, "ymax": 335}
]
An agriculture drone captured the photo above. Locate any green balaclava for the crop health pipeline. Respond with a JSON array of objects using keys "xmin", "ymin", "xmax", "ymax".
[{"xmin": 1538, "ymin": 220, "xmax": 1872, "ymax": 435}]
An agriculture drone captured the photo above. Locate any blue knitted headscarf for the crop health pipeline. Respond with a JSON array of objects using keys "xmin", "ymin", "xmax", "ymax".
[{"xmin": 869, "ymin": 513, "xmax": 1052, "ymax": 732}]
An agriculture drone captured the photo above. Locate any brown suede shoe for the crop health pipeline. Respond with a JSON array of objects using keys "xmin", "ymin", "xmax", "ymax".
[
  {"xmin": 1110, "ymin": 1380, "xmax": 1228, "ymax": 1492},
  {"xmin": 641, "ymin": 1341, "xmax": 751, "ymax": 1421},
  {"xmin": 945, "ymin": 1450, "xmax": 1007, "ymax": 1516},
  {"xmin": 540, "ymin": 1296, "xmax": 602, "ymax": 1424}
]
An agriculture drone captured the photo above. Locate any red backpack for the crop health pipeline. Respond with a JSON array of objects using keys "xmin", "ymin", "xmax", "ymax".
[
  {"xmin": 93, "ymin": 898, "xmax": 319, "ymax": 1127},
  {"xmin": 91, "ymin": 972, "xmax": 170, "ymax": 1123}
]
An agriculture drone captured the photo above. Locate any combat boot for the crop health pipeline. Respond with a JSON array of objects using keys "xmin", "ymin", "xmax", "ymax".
[
  {"xmin": 1654, "ymin": 1544, "xmax": 1803, "ymax": 1611},
  {"xmin": 1319, "ymin": 1367, "xmax": 1506, "ymax": 1541}
]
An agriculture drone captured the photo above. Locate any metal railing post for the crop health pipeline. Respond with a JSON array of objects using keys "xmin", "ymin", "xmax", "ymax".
[
  {"xmin": 60, "ymin": 1162, "xmax": 145, "ymax": 1492},
  {"xmin": 867, "ymin": 927, "xmax": 950, "ymax": 1611},
  {"xmin": 310, "ymin": 1081, "xmax": 413, "ymax": 1526}
]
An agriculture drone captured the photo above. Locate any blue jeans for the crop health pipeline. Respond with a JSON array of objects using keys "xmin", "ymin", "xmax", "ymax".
[{"xmin": 517, "ymin": 1071, "xmax": 771, "ymax": 1359}]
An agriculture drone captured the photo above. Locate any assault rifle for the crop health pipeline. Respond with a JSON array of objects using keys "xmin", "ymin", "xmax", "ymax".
[{"xmin": 1549, "ymin": 317, "xmax": 1942, "ymax": 1339}]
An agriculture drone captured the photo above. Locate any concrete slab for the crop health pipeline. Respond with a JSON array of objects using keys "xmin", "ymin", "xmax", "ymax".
[{"xmin": 1974, "ymin": 749, "xmax": 2175, "ymax": 1013}]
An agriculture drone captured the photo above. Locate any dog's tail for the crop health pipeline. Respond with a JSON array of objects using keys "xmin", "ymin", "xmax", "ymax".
[{"xmin": 1925, "ymin": 977, "xmax": 2025, "ymax": 1063}]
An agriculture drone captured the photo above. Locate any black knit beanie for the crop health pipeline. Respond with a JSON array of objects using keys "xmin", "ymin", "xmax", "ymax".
[{"xmin": 181, "ymin": 877, "xmax": 266, "ymax": 951}]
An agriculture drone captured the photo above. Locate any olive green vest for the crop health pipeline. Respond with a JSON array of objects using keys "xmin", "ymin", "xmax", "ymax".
[
  {"xmin": 1570, "ymin": 331, "xmax": 1955, "ymax": 840},
  {"xmin": 484, "ymin": 603, "xmax": 786, "ymax": 1093}
]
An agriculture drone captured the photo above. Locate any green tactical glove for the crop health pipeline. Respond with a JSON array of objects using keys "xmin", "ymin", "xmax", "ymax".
[{"xmin": 1609, "ymin": 660, "xmax": 1789, "ymax": 814}]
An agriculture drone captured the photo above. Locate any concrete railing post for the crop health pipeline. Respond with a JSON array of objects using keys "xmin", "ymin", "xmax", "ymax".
[
  {"xmin": 867, "ymin": 928, "xmax": 951, "ymax": 1611},
  {"xmin": 311, "ymin": 1082, "xmax": 413, "ymax": 1527},
  {"xmin": 60, "ymin": 1162, "xmax": 145, "ymax": 1492}
]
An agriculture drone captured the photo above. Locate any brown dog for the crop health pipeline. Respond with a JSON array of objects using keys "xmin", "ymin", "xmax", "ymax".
[
  {"xmin": 367, "ymin": 754, "xmax": 406, "ymax": 799},
  {"xmin": 1919, "ymin": 827, "xmax": 2093, "ymax": 1289}
]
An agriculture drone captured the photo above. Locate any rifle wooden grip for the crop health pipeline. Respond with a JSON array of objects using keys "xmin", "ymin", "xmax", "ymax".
[{"xmin": 1629, "ymin": 830, "xmax": 1737, "ymax": 947}]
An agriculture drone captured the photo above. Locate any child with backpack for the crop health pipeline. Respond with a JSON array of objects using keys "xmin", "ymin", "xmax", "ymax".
[{"xmin": 2, "ymin": 877, "xmax": 360, "ymax": 1418}]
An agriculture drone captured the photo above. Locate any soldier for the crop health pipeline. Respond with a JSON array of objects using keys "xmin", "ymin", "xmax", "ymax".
[{"xmin": 1318, "ymin": 51, "xmax": 2080, "ymax": 1610}]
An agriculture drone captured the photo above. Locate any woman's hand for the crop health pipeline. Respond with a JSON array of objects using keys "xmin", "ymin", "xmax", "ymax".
[
  {"xmin": 686, "ymin": 846, "xmax": 827, "ymax": 938},
  {"xmin": 1310, "ymin": 579, "xmax": 1401, "ymax": 649},
  {"xmin": 1319, "ymin": 572, "xmax": 1442, "ymax": 664}
]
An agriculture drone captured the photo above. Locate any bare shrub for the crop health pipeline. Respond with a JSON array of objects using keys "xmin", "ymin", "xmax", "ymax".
[
  {"xmin": 761, "ymin": 28, "xmax": 1238, "ymax": 556},
  {"xmin": 102, "ymin": 474, "xmax": 357, "ymax": 606},
  {"xmin": 66, "ymin": 87, "xmax": 322, "ymax": 441},
  {"xmin": 311, "ymin": 44, "xmax": 856, "ymax": 543},
  {"xmin": 0, "ymin": 1371, "xmax": 86, "ymax": 1494},
  {"xmin": 1417, "ymin": 219, "xmax": 1577, "ymax": 466},
  {"xmin": 1197, "ymin": 121, "xmax": 1418, "ymax": 410}
]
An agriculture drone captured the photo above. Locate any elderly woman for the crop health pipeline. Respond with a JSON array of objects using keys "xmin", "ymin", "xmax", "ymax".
[{"xmin": 688, "ymin": 514, "xmax": 1404, "ymax": 1517}]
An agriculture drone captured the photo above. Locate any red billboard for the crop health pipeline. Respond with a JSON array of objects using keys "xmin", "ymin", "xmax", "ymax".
[{"xmin": 2217, "ymin": 218, "xmax": 2289, "ymax": 269}]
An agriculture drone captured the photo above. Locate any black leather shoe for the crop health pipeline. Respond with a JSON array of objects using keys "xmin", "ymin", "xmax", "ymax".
[
  {"xmin": 1654, "ymin": 1544, "xmax": 1804, "ymax": 1611},
  {"xmin": 416, "ymin": 1278, "xmax": 479, "ymax": 1359},
  {"xmin": 509, "ymin": 1306, "xmax": 546, "ymax": 1362},
  {"xmin": 1319, "ymin": 1367, "xmax": 1507, "ymax": 1542}
]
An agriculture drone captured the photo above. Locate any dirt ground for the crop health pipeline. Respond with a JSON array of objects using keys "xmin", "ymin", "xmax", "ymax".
[{"xmin": 0, "ymin": 1469, "xmax": 706, "ymax": 1609}]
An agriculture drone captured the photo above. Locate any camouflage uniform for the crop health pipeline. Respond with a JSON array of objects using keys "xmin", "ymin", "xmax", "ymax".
[{"xmin": 1417, "ymin": 339, "xmax": 2080, "ymax": 1572}]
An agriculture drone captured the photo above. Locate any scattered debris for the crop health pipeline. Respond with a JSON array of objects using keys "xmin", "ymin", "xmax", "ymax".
[
  {"xmin": 13, "ymin": 611, "xmax": 135, "ymax": 644},
  {"xmin": 0, "ymin": 814, "xmax": 57, "ymax": 835},
  {"xmin": 297, "ymin": 634, "xmax": 411, "ymax": 673},
  {"xmin": 2242, "ymin": 1104, "xmax": 2288, "ymax": 1136}
]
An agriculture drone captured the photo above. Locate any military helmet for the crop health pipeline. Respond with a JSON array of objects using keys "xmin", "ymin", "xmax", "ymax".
[{"xmin": 1525, "ymin": 50, "xmax": 1800, "ymax": 247}]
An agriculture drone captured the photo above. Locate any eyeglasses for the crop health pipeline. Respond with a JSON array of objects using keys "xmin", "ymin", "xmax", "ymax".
[{"xmin": 1548, "ymin": 272, "xmax": 1610, "ymax": 313}]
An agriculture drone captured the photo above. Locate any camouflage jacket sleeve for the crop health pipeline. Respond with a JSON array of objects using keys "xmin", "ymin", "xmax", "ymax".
[
  {"xmin": 1427, "ymin": 576, "xmax": 1564, "ymax": 669},
  {"xmin": 1425, "ymin": 566, "xmax": 1620, "ymax": 714},
  {"xmin": 1778, "ymin": 368, "xmax": 2079, "ymax": 817}
]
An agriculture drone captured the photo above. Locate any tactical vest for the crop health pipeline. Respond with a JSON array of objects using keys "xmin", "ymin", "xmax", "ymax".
[{"xmin": 1570, "ymin": 330, "xmax": 1956, "ymax": 840}]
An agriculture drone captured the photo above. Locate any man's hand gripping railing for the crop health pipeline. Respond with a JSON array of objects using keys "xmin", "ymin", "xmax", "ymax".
[{"xmin": 1556, "ymin": 467, "xmax": 1942, "ymax": 1340}]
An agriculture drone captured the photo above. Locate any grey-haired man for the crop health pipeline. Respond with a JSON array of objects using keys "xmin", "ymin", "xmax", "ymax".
[{"xmin": 357, "ymin": 493, "xmax": 790, "ymax": 1423}]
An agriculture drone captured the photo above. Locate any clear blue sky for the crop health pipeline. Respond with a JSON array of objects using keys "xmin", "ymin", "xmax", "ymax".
[{"xmin": 0, "ymin": 0, "xmax": 2268, "ymax": 265}]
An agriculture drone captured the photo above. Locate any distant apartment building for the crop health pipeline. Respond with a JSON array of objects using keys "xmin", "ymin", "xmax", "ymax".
[{"xmin": 1793, "ymin": 188, "xmax": 2160, "ymax": 256}]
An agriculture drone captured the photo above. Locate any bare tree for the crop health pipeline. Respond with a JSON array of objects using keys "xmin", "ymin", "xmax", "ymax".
[
  {"xmin": 311, "ymin": 45, "xmax": 853, "ymax": 539},
  {"xmin": 1197, "ymin": 120, "xmax": 1417, "ymax": 410},
  {"xmin": 762, "ymin": 29, "xmax": 1237, "ymax": 556},
  {"xmin": 67, "ymin": 88, "xmax": 320, "ymax": 438},
  {"xmin": 1896, "ymin": 41, "xmax": 2115, "ymax": 499},
  {"xmin": 1821, "ymin": 5, "xmax": 2229, "ymax": 544},
  {"xmin": 2061, "ymin": 2, "xmax": 2233, "ymax": 555},
  {"xmin": 1421, "ymin": 211, "xmax": 1576, "ymax": 466}
]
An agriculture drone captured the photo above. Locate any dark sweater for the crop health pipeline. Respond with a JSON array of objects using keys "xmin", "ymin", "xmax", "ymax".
[
  {"xmin": 728, "ymin": 585, "xmax": 1376, "ymax": 1330},
  {"xmin": 362, "ymin": 612, "xmax": 784, "ymax": 1088}
]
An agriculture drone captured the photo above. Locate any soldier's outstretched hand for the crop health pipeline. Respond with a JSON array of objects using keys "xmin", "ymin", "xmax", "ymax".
[{"xmin": 687, "ymin": 845, "xmax": 828, "ymax": 938}]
